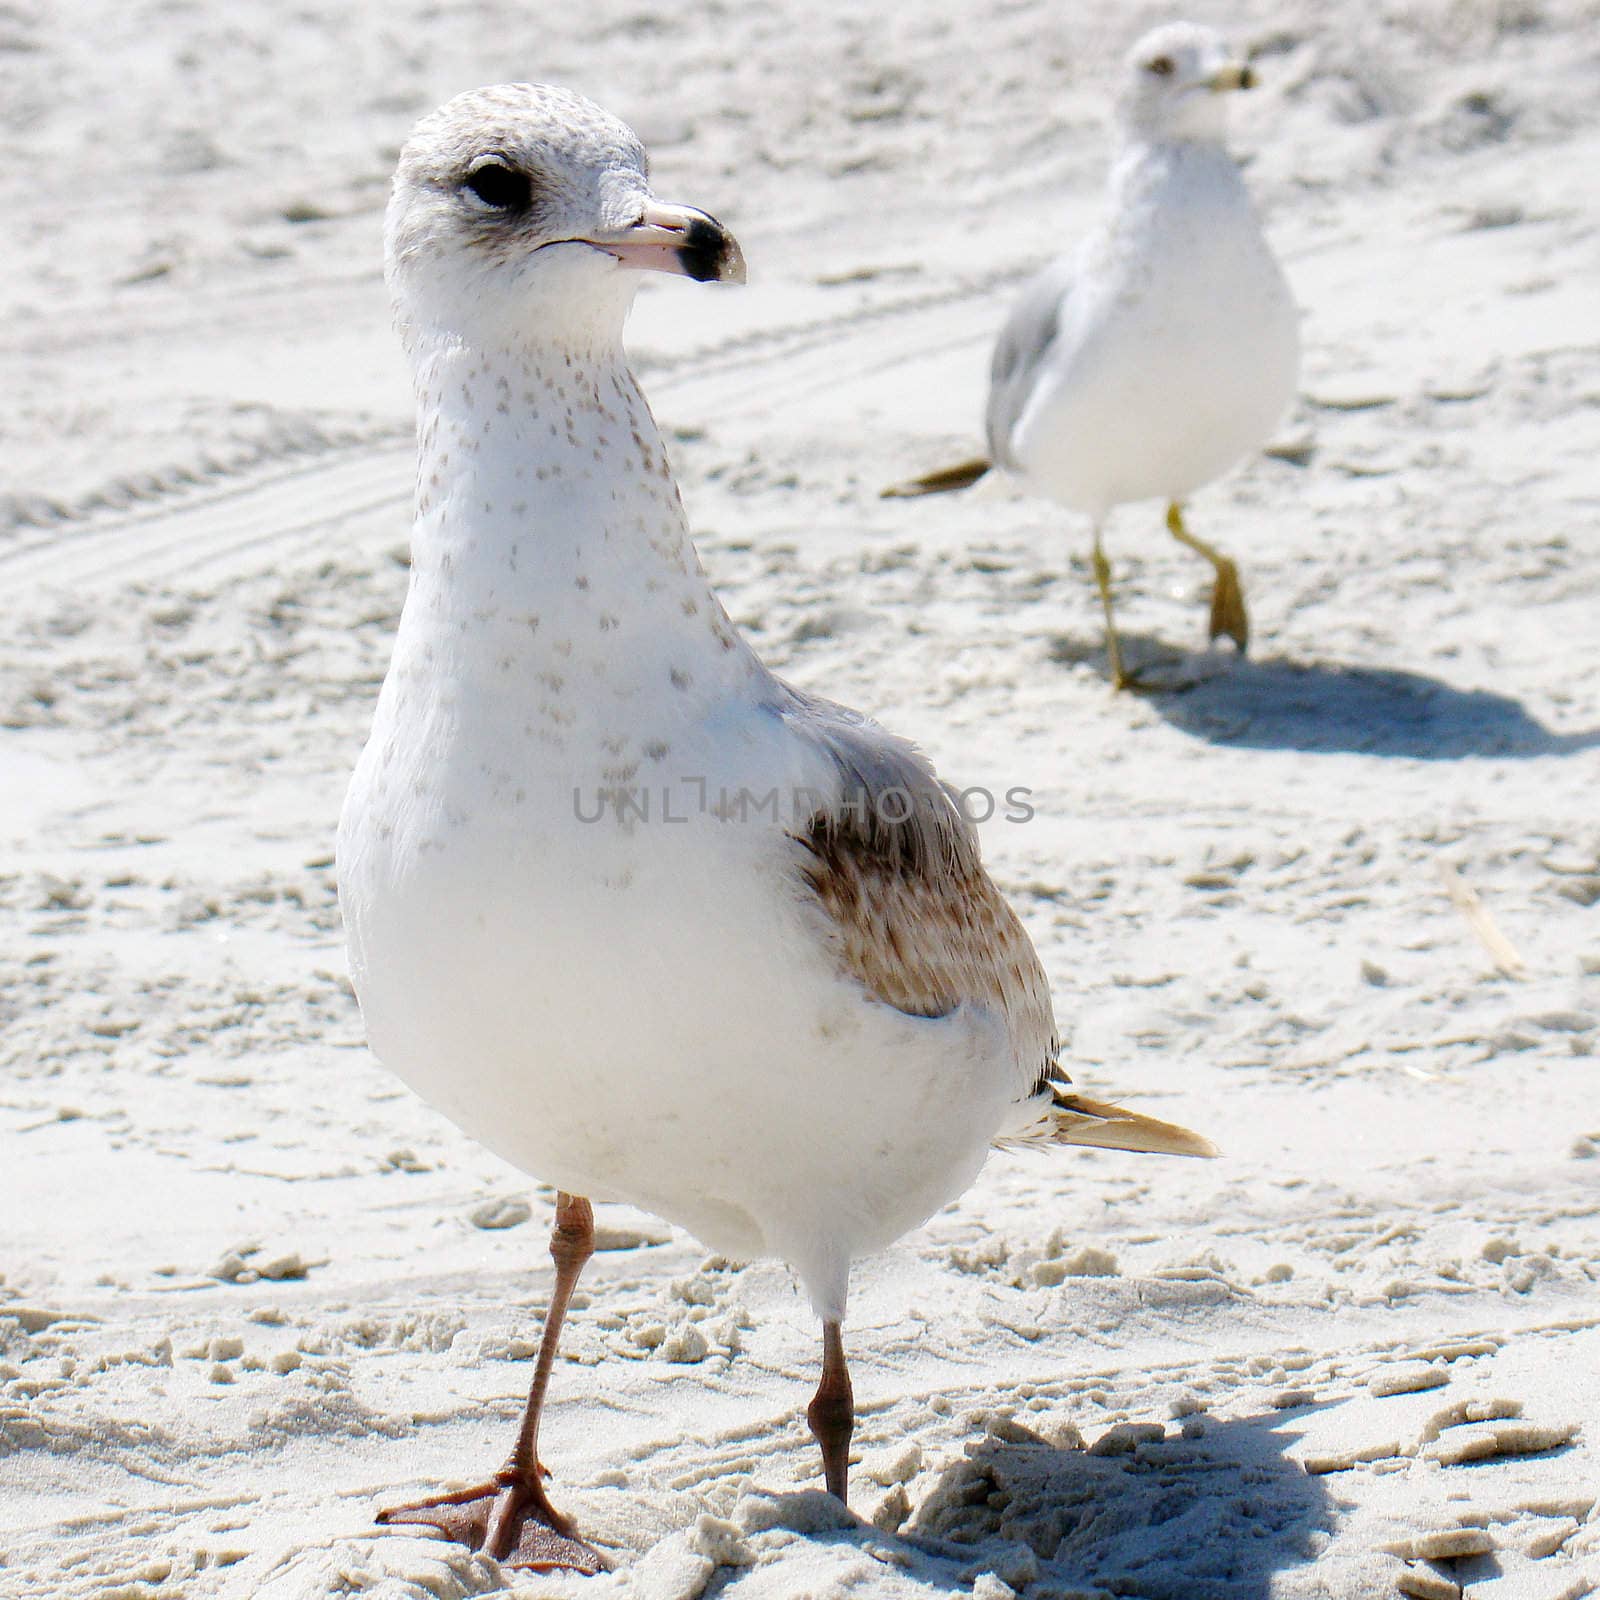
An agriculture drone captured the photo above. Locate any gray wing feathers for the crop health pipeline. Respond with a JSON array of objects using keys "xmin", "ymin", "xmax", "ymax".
[
  {"xmin": 985, "ymin": 257, "xmax": 1075, "ymax": 468},
  {"xmin": 771, "ymin": 682, "xmax": 974, "ymax": 877}
]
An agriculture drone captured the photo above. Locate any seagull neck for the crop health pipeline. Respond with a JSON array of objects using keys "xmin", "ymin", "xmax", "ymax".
[
  {"xmin": 403, "ymin": 331, "xmax": 745, "ymax": 681},
  {"xmin": 1106, "ymin": 135, "xmax": 1242, "ymax": 228},
  {"xmin": 1113, "ymin": 129, "xmax": 1236, "ymax": 176}
]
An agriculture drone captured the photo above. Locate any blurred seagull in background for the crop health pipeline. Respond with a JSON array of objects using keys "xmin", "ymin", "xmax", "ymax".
[
  {"xmin": 885, "ymin": 22, "xmax": 1299, "ymax": 689},
  {"xmin": 339, "ymin": 82, "xmax": 1215, "ymax": 1574}
]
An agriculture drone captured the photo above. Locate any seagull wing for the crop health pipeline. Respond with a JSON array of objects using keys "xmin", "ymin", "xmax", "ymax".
[
  {"xmin": 985, "ymin": 255, "xmax": 1076, "ymax": 470},
  {"xmin": 774, "ymin": 681, "xmax": 1216, "ymax": 1161},
  {"xmin": 775, "ymin": 681, "xmax": 1058, "ymax": 1093},
  {"xmin": 879, "ymin": 256, "xmax": 1078, "ymax": 498}
]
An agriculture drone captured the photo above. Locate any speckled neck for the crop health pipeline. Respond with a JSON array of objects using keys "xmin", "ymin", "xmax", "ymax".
[{"xmin": 400, "ymin": 333, "xmax": 762, "ymax": 711}]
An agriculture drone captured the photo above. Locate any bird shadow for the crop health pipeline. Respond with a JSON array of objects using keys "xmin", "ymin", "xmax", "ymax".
[
  {"xmin": 1047, "ymin": 632, "xmax": 1600, "ymax": 759},
  {"xmin": 709, "ymin": 1410, "xmax": 1333, "ymax": 1598}
]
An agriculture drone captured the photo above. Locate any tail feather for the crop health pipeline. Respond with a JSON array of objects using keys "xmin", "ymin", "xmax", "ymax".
[
  {"xmin": 880, "ymin": 457, "xmax": 992, "ymax": 499},
  {"xmin": 1049, "ymin": 1093, "xmax": 1218, "ymax": 1158},
  {"xmin": 997, "ymin": 1088, "xmax": 1218, "ymax": 1159}
]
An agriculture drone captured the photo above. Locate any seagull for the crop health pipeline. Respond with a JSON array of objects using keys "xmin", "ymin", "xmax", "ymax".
[
  {"xmin": 884, "ymin": 22, "xmax": 1300, "ymax": 690},
  {"xmin": 338, "ymin": 81, "xmax": 1216, "ymax": 1575}
]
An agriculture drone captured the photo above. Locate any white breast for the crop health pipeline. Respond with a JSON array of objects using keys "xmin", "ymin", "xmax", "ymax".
[
  {"xmin": 1008, "ymin": 142, "xmax": 1299, "ymax": 517},
  {"xmin": 337, "ymin": 338, "xmax": 1017, "ymax": 1317}
]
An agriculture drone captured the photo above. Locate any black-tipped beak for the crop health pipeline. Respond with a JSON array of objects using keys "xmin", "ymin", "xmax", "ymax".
[
  {"xmin": 588, "ymin": 202, "xmax": 747, "ymax": 285},
  {"xmin": 1207, "ymin": 60, "xmax": 1257, "ymax": 92}
]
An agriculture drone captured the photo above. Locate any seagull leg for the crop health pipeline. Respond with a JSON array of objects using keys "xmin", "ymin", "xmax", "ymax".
[
  {"xmin": 377, "ymin": 1192, "xmax": 604, "ymax": 1573},
  {"xmin": 807, "ymin": 1319, "xmax": 855, "ymax": 1502},
  {"xmin": 1089, "ymin": 525, "xmax": 1131, "ymax": 690},
  {"xmin": 1166, "ymin": 501, "xmax": 1249, "ymax": 653}
]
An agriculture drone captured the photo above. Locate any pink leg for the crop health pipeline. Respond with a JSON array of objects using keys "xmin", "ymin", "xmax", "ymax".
[
  {"xmin": 806, "ymin": 1319, "xmax": 854, "ymax": 1503},
  {"xmin": 378, "ymin": 1193, "xmax": 604, "ymax": 1573}
]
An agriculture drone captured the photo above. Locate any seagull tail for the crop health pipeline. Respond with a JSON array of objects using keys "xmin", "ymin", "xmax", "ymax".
[
  {"xmin": 997, "ymin": 1085, "xmax": 1218, "ymax": 1158},
  {"xmin": 1048, "ymin": 1093, "xmax": 1219, "ymax": 1158},
  {"xmin": 880, "ymin": 457, "xmax": 992, "ymax": 499}
]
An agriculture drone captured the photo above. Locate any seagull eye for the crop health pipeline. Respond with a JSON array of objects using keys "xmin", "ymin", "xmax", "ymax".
[
  {"xmin": 1145, "ymin": 55, "xmax": 1176, "ymax": 77},
  {"xmin": 463, "ymin": 159, "xmax": 532, "ymax": 212}
]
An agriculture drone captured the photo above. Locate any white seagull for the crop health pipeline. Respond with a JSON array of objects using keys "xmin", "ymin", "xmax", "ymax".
[
  {"xmin": 338, "ymin": 82, "xmax": 1215, "ymax": 1574},
  {"xmin": 885, "ymin": 22, "xmax": 1300, "ymax": 689}
]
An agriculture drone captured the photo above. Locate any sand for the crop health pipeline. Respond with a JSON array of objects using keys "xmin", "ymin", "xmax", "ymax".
[{"xmin": 2, "ymin": 0, "xmax": 1598, "ymax": 1596}]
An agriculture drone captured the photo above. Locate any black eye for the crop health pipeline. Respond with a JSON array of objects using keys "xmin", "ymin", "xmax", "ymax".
[
  {"xmin": 1145, "ymin": 54, "xmax": 1176, "ymax": 76},
  {"xmin": 463, "ymin": 158, "xmax": 532, "ymax": 212}
]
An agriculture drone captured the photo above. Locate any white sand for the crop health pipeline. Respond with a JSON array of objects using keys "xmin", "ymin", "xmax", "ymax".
[{"xmin": 3, "ymin": 1, "xmax": 1598, "ymax": 1597}]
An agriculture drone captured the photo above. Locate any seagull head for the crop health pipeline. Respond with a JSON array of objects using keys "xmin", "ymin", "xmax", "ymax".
[
  {"xmin": 1115, "ymin": 23, "xmax": 1256, "ymax": 146},
  {"xmin": 385, "ymin": 83, "xmax": 745, "ymax": 348}
]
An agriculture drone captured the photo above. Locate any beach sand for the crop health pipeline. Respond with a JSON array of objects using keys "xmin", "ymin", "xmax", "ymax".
[{"xmin": 2, "ymin": 1, "xmax": 1597, "ymax": 1595}]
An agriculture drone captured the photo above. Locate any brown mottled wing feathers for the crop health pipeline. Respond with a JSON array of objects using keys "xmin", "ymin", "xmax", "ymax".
[
  {"xmin": 774, "ymin": 682, "xmax": 1216, "ymax": 1161},
  {"xmin": 795, "ymin": 808, "xmax": 1054, "ymax": 1046},
  {"xmin": 777, "ymin": 683, "xmax": 1058, "ymax": 1085}
]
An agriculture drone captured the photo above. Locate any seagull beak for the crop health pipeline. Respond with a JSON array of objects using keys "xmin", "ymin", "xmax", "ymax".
[
  {"xmin": 589, "ymin": 202, "xmax": 747, "ymax": 285},
  {"xmin": 1207, "ymin": 60, "xmax": 1257, "ymax": 92}
]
